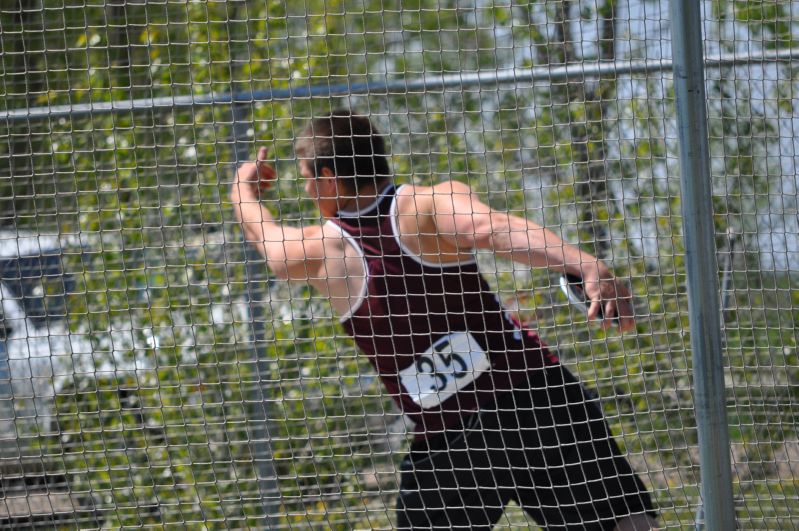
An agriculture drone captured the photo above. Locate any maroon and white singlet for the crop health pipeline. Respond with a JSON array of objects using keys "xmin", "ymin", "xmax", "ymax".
[{"xmin": 328, "ymin": 185, "xmax": 559, "ymax": 440}]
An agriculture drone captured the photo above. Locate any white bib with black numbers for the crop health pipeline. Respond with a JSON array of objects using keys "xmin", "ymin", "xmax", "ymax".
[{"xmin": 399, "ymin": 332, "xmax": 490, "ymax": 409}]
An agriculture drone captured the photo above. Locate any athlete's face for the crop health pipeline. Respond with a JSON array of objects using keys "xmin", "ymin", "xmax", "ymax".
[{"xmin": 300, "ymin": 160, "xmax": 340, "ymax": 218}]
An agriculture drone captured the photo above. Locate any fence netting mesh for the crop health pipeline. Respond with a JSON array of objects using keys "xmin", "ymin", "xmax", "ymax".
[{"xmin": 0, "ymin": 0, "xmax": 797, "ymax": 528}]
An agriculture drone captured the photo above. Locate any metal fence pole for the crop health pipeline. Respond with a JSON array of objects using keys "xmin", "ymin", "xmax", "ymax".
[
  {"xmin": 2, "ymin": 48, "xmax": 798, "ymax": 123},
  {"xmin": 0, "ymin": 337, "xmax": 13, "ymax": 462},
  {"xmin": 232, "ymin": 103, "xmax": 281, "ymax": 528},
  {"xmin": 669, "ymin": 1, "xmax": 736, "ymax": 529}
]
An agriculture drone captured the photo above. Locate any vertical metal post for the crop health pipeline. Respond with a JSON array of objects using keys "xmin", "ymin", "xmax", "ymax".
[
  {"xmin": 0, "ymin": 336, "xmax": 14, "ymax": 462},
  {"xmin": 669, "ymin": 1, "xmax": 736, "ymax": 529},
  {"xmin": 232, "ymin": 103, "xmax": 281, "ymax": 528}
]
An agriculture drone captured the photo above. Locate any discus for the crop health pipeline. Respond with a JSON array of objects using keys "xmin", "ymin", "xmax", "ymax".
[{"xmin": 558, "ymin": 273, "xmax": 611, "ymax": 321}]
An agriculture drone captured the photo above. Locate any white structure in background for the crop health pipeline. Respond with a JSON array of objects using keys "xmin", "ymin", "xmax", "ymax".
[
  {"xmin": 0, "ymin": 231, "xmax": 97, "ymax": 526},
  {"xmin": 0, "ymin": 232, "xmax": 74, "ymax": 442},
  {"xmin": 0, "ymin": 231, "xmax": 159, "ymax": 443}
]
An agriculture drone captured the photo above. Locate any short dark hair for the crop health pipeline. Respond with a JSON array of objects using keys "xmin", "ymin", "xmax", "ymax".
[{"xmin": 295, "ymin": 109, "xmax": 390, "ymax": 193}]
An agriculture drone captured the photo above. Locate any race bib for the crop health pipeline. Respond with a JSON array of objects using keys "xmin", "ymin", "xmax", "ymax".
[{"xmin": 399, "ymin": 332, "xmax": 490, "ymax": 409}]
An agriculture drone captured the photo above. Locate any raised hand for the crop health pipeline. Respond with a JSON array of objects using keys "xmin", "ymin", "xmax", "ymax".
[{"xmin": 233, "ymin": 147, "xmax": 276, "ymax": 201}]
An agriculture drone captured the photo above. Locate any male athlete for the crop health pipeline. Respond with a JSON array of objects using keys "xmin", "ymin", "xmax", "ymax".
[{"xmin": 231, "ymin": 110, "xmax": 657, "ymax": 530}]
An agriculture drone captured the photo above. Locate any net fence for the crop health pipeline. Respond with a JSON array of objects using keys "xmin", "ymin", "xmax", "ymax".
[{"xmin": 0, "ymin": 0, "xmax": 797, "ymax": 528}]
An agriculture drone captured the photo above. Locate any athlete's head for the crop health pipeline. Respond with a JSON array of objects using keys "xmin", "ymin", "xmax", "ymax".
[{"xmin": 295, "ymin": 109, "xmax": 391, "ymax": 204}]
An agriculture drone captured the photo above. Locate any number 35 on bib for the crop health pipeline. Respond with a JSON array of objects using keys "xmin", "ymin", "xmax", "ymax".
[{"xmin": 399, "ymin": 332, "xmax": 491, "ymax": 409}]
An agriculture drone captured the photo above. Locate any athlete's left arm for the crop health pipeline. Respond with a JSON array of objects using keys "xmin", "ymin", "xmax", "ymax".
[{"xmin": 426, "ymin": 181, "xmax": 634, "ymax": 331}]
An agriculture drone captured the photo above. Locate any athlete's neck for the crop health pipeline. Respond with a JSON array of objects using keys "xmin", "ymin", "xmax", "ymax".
[{"xmin": 336, "ymin": 181, "xmax": 394, "ymax": 217}]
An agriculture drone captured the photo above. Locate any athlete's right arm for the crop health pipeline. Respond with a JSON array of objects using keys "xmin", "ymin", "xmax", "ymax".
[
  {"xmin": 413, "ymin": 181, "xmax": 635, "ymax": 332},
  {"xmin": 230, "ymin": 147, "xmax": 327, "ymax": 283}
]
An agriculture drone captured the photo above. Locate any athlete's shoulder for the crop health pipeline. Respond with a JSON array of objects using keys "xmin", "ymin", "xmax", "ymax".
[
  {"xmin": 397, "ymin": 180, "xmax": 472, "ymax": 194},
  {"xmin": 319, "ymin": 220, "xmax": 348, "ymax": 245},
  {"xmin": 394, "ymin": 180, "xmax": 473, "ymax": 215},
  {"xmin": 431, "ymin": 180, "xmax": 472, "ymax": 194}
]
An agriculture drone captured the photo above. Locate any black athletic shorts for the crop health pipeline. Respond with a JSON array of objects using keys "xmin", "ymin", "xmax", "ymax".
[{"xmin": 396, "ymin": 364, "xmax": 656, "ymax": 530}]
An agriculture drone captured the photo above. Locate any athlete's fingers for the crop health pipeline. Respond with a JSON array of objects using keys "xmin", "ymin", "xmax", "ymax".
[
  {"xmin": 586, "ymin": 278, "xmax": 635, "ymax": 332},
  {"xmin": 255, "ymin": 147, "xmax": 276, "ymax": 190},
  {"xmin": 610, "ymin": 297, "xmax": 636, "ymax": 332},
  {"xmin": 235, "ymin": 160, "xmax": 259, "ymax": 185},
  {"xmin": 586, "ymin": 300, "xmax": 603, "ymax": 322},
  {"xmin": 601, "ymin": 309, "xmax": 615, "ymax": 331},
  {"xmin": 618, "ymin": 316, "xmax": 635, "ymax": 332}
]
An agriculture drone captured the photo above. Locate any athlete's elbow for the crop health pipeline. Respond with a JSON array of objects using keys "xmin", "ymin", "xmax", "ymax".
[
  {"xmin": 452, "ymin": 216, "xmax": 500, "ymax": 252},
  {"xmin": 265, "ymin": 259, "xmax": 292, "ymax": 281},
  {"xmin": 471, "ymin": 217, "xmax": 514, "ymax": 254},
  {"xmin": 241, "ymin": 235, "xmax": 290, "ymax": 279},
  {"xmin": 263, "ymin": 246, "xmax": 317, "ymax": 282},
  {"xmin": 482, "ymin": 231, "xmax": 544, "ymax": 263}
]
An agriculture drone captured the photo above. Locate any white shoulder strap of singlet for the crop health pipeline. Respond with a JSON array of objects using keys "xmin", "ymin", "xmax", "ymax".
[
  {"xmin": 389, "ymin": 184, "xmax": 477, "ymax": 269},
  {"xmin": 323, "ymin": 220, "xmax": 369, "ymax": 323}
]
